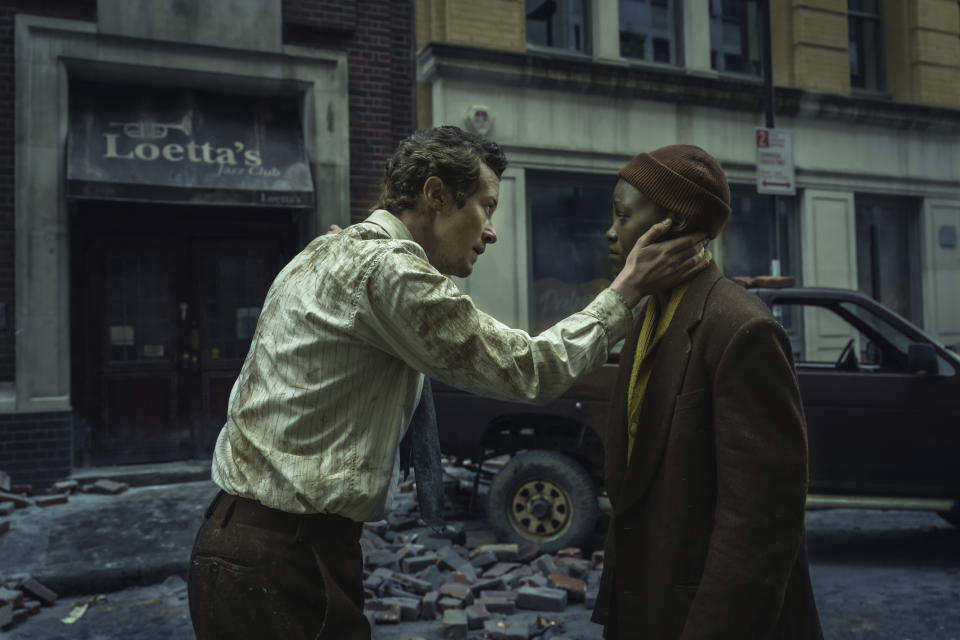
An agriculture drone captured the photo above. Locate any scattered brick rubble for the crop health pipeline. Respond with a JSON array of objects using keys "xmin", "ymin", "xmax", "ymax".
[
  {"xmin": 0, "ymin": 575, "xmax": 58, "ymax": 632},
  {"xmin": 360, "ymin": 460, "xmax": 604, "ymax": 639},
  {"xmin": 0, "ymin": 468, "xmax": 129, "ymax": 539}
]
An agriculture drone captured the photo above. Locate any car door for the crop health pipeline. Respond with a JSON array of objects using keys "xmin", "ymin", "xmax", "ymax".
[{"xmin": 769, "ymin": 297, "xmax": 960, "ymax": 497}]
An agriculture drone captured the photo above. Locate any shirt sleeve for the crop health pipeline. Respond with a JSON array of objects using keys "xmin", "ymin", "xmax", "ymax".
[
  {"xmin": 353, "ymin": 245, "xmax": 633, "ymax": 404},
  {"xmin": 681, "ymin": 316, "xmax": 809, "ymax": 639}
]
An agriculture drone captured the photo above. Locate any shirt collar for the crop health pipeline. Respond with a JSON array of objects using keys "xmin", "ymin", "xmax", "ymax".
[{"xmin": 364, "ymin": 209, "xmax": 415, "ymax": 243}]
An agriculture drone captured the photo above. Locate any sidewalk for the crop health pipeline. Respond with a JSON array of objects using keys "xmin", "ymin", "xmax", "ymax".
[{"xmin": 0, "ymin": 462, "xmax": 218, "ymax": 598}]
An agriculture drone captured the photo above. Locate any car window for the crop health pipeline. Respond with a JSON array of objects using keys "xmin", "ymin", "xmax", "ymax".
[
  {"xmin": 771, "ymin": 302, "xmax": 902, "ymax": 371},
  {"xmin": 836, "ymin": 301, "xmax": 913, "ymax": 354}
]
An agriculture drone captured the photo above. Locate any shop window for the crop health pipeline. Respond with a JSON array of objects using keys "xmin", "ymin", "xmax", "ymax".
[
  {"xmin": 709, "ymin": 0, "xmax": 762, "ymax": 75},
  {"xmin": 619, "ymin": 0, "xmax": 678, "ymax": 64},
  {"xmin": 848, "ymin": 0, "xmax": 885, "ymax": 91},
  {"xmin": 528, "ymin": 172, "xmax": 614, "ymax": 333},
  {"xmin": 107, "ymin": 252, "xmax": 173, "ymax": 363},
  {"xmin": 855, "ymin": 196, "xmax": 921, "ymax": 323},
  {"xmin": 719, "ymin": 188, "xmax": 796, "ymax": 280},
  {"xmin": 526, "ymin": 0, "xmax": 590, "ymax": 53}
]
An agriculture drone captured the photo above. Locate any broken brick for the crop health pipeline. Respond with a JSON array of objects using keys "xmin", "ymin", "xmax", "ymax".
[
  {"xmin": 380, "ymin": 596, "xmax": 420, "ymax": 621},
  {"xmin": 391, "ymin": 573, "xmax": 432, "ymax": 596},
  {"xmin": 0, "ymin": 603, "xmax": 10, "ymax": 629},
  {"xmin": 438, "ymin": 582, "xmax": 473, "ymax": 604},
  {"xmin": 421, "ymin": 590, "xmax": 439, "ymax": 620},
  {"xmin": 0, "ymin": 471, "xmax": 9, "ymax": 492},
  {"xmin": 519, "ymin": 575, "xmax": 548, "ymax": 589},
  {"xmin": 516, "ymin": 586, "xmax": 567, "ymax": 612},
  {"xmin": 9, "ymin": 485, "xmax": 31, "ymax": 496},
  {"xmin": 555, "ymin": 557, "xmax": 591, "ymax": 580},
  {"xmin": 591, "ymin": 550, "xmax": 604, "ymax": 570},
  {"xmin": 465, "ymin": 602, "xmax": 490, "ymax": 629},
  {"xmin": 468, "ymin": 550, "xmax": 498, "ymax": 569},
  {"xmin": 364, "ymin": 520, "xmax": 388, "ymax": 537},
  {"xmin": 0, "ymin": 502, "xmax": 13, "ymax": 516},
  {"xmin": 585, "ymin": 585, "xmax": 598, "ymax": 609},
  {"xmin": 482, "ymin": 562, "xmax": 520, "ymax": 579},
  {"xmin": 478, "ymin": 596, "xmax": 516, "ymax": 615},
  {"xmin": 372, "ymin": 603, "xmax": 401, "ymax": 624},
  {"xmin": 437, "ymin": 596, "xmax": 461, "ymax": 612},
  {"xmin": 365, "ymin": 549, "xmax": 399, "ymax": 571},
  {"xmin": 547, "ymin": 573, "xmax": 587, "ymax": 603},
  {"xmin": 437, "ymin": 547, "xmax": 469, "ymax": 572},
  {"xmin": 19, "ymin": 578, "xmax": 57, "ymax": 606},
  {"xmin": 532, "ymin": 554, "xmax": 558, "ymax": 576},
  {"xmin": 0, "ymin": 491, "xmax": 30, "ymax": 509},
  {"xmin": 441, "ymin": 608, "xmax": 467, "ymax": 639},
  {"xmin": 469, "ymin": 576, "xmax": 505, "ymax": 595},
  {"xmin": 0, "ymin": 588, "xmax": 23, "ymax": 608},
  {"xmin": 87, "ymin": 479, "xmax": 128, "ymax": 495},
  {"xmin": 51, "ymin": 480, "xmax": 79, "ymax": 495},
  {"xmin": 500, "ymin": 564, "xmax": 534, "ymax": 588},
  {"xmin": 473, "ymin": 543, "xmax": 519, "ymax": 562},
  {"xmin": 555, "ymin": 547, "xmax": 581, "ymax": 558},
  {"xmin": 517, "ymin": 542, "xmax": 540, "ymax": 563},
  {"xmin": 400, "ymin": 552, "xmax": 437, "ymax": 573},
  {"xmin": 35, "ymin": 494, "xmax": 68, "ymax": 507}
]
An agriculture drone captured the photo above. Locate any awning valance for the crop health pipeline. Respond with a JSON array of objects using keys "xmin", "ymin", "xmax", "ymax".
[{"xmin": 67, "ymin": 86, "xmax": 314, "ymax": 208}]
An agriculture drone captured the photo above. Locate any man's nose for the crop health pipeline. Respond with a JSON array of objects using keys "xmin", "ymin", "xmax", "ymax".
[
  {"xmin": 483, "ymin": 223, "xmax": 497, "ymax": 245},
  {"xmin": 605, "ymin": 225, "xmax": 616, "ymax": 242}
]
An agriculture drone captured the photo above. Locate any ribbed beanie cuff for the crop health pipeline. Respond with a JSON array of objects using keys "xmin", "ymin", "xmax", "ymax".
[{"xmin": 618, "ymin": 145, "xmax": 732, "ymax": 238}]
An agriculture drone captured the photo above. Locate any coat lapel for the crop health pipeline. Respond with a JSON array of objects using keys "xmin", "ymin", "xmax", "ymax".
[{"xmin": 612, "ymin": 263, "xmax": 723, "ymax": 517}]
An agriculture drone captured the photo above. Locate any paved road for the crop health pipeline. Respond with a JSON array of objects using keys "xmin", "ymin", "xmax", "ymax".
[{"xmin": 5, "ymin": 509, "xmax": 960, "ymax": 639}]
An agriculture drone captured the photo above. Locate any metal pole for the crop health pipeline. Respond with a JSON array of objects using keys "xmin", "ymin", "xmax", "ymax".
[{"xmin": 761, "ymin": 0, "xmax": 781, "ymax": 276}]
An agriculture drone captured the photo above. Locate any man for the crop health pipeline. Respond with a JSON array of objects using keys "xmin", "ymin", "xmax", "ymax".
[
  {"xmin": 592, "ymin": 144, "xmax": 823, "ymax": 639},
  {"xmin": 187, "ymin": 126, "xmax": 708, "ymax": 639}
]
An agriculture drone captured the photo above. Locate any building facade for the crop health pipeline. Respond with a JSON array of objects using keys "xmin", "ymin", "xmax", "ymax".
[
  {"xmin": 0, "ymin": 0, "xmax": 414, "ymax": 488},
  {"xmin": 416, "ymin": 0, "xmax": 960, "ymax": 362}
]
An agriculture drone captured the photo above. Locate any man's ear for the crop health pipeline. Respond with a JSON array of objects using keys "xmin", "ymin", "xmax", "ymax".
[{"xmin": 422, "ymin": 176, "xmax": 447, "ymax": 212}]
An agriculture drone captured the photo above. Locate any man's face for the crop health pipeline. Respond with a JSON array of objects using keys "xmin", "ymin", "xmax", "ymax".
[
  {"xmin": 605, "ymin": 179, "xmax": 667, "ymax": 276},
  {"xmin": 428, "ymin": 162, "xmax": 500, "ymax": 278}
]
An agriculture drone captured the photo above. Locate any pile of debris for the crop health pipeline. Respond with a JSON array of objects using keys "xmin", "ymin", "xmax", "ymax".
[
  {"xmin": 0, "ymin": 576, "xmax": 58, "ymax": 632},
  {"xmin": 361, "ymin": 484, "xmax": 602, "ymax": 640}
]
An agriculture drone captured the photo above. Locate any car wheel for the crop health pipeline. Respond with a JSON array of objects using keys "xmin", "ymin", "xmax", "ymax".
[{"xmin": 486, "ymin": 450, "xmax": 598, "ymax": 553}]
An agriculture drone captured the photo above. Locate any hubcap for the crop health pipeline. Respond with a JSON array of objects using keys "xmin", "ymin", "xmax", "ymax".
[{"xmin": 507, "ymin": 479, "xmax": 574, "ymax": 542}]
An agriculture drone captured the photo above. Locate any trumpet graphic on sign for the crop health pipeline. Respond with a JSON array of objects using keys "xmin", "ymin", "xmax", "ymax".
[
  {"xmin": 102, "ymin": 112, "xmax": 262, "ymax": 168},
  {"xmin": 107, "ymin": 115, "xmax": 192, "ymax": 140}
]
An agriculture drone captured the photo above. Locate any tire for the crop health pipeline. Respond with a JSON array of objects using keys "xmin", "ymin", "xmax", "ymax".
[{"xmin": 486, "ymin": 450, "xmax": 598, "ymax": 554}]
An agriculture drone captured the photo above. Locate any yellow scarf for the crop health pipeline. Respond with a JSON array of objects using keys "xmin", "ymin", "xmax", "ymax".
[{"xmin": 625, "ymin": 284, "xmax": 687, "ymax": 461}]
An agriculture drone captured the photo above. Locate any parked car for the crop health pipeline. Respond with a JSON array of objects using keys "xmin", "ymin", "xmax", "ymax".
[{"xmin": 433, "ymin": 286, "xmax": 960, "ymax": 552}]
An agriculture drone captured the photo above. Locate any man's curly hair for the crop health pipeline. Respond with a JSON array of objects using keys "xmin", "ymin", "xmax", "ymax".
[{"xmin": 376, "ymin": 126, "xmax": 508, "ymax": 214}]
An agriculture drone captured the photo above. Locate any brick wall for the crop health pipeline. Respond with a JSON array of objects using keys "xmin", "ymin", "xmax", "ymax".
[
  {"xmin": 886, "ymin": 0, "xmax": 960, "ymax": 108},
  {"xmin": 283, "ymin": 0, "xmax": 415, "ymax": 222},
  {"xmin": 788, "ymin": 1, "xmax": 851, "ymax": 95},
  {"xmin": 0, "ymin": 1, "xmax": 95, "ymax": 382},
  {"xmin": 0, "ymin": 412, "xmax": 74, "ymax": 491}
]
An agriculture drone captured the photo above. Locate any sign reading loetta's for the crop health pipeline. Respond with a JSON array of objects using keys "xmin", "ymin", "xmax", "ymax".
[{"xmin": 67, "ymin": 85, "xmax": 314, "ymax": 207}]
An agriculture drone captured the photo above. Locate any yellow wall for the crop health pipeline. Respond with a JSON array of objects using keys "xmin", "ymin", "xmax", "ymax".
[
  {"xmin": 416, "ymin": 0, "xmax": 525, "ymax": 53},
  {"xmin": 773, "ymin": 1, "xmax": 851, "ymax": 95}
]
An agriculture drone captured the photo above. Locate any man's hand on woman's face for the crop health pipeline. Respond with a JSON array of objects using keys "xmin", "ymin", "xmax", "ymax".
[{"xmin": 609, "ymin": 219, "xmax": 709, "ymax": 308}]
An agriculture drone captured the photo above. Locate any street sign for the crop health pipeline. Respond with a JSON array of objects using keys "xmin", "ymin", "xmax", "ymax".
[{"xmin": 755, "ymin": 128, "xmax": 795, "ymax": 195}]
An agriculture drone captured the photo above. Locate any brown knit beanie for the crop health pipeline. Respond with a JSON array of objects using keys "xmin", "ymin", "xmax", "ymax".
[{"xmin": 619, "ymin": 144, "xmax": 731, "ymax": 238}]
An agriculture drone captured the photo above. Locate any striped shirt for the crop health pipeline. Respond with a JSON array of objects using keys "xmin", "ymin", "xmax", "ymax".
[{"xmin": 211, "ymin": 209, "xmax": 632, "ymax": 521}]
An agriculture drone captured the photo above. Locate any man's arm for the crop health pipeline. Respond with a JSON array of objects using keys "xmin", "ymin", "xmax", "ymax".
[{"xmin": 681, "ymin": 317, "xmax": 809, "ymax": 639}]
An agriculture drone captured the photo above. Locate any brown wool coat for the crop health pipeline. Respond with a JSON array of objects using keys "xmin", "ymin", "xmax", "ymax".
[{"xmin": 592, "ymin": 263, "xmax": 823, "ymax": 639}]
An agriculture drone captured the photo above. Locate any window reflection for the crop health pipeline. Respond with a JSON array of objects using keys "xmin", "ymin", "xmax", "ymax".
[{"xmin": 528, "ymin": 172, "xmax": 614, "ymax": 332}]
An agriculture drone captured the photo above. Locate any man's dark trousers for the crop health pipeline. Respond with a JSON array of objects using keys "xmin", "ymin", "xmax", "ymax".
[{"xmin": 188, "ymin": 491, "xmax": 370, "ymax": 639}]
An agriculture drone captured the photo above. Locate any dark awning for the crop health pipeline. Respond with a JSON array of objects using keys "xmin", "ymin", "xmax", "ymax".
[{"xmin": 67, "ymin": 86, "xmax": 314, "ymax": 208}]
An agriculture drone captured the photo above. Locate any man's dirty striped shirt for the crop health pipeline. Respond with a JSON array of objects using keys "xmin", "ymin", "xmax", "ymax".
[{"xmin": 211, "ymin": 209, "xmax": 632, "ymax": 522}]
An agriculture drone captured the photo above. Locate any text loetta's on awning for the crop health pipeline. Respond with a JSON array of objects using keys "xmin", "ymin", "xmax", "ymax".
[{"xmin": 67, "ymin": 85, "xmax": 314, "ymax": 208}]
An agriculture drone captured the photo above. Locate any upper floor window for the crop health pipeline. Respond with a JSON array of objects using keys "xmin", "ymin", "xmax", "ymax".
[
  {"xmin": 526, "ymin": 0, "xmax": 590, "ymax": 54},
  {"xmin": 709, "ymin": 0, "xmax": 762, "ymax": 75},
  {"xmin": 619, "ymin": 0, "xmax": 678, "ymax": 64},
  {"xmin": 848, "ymin": 0, "xmax": 885, "ymax": 91}
]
